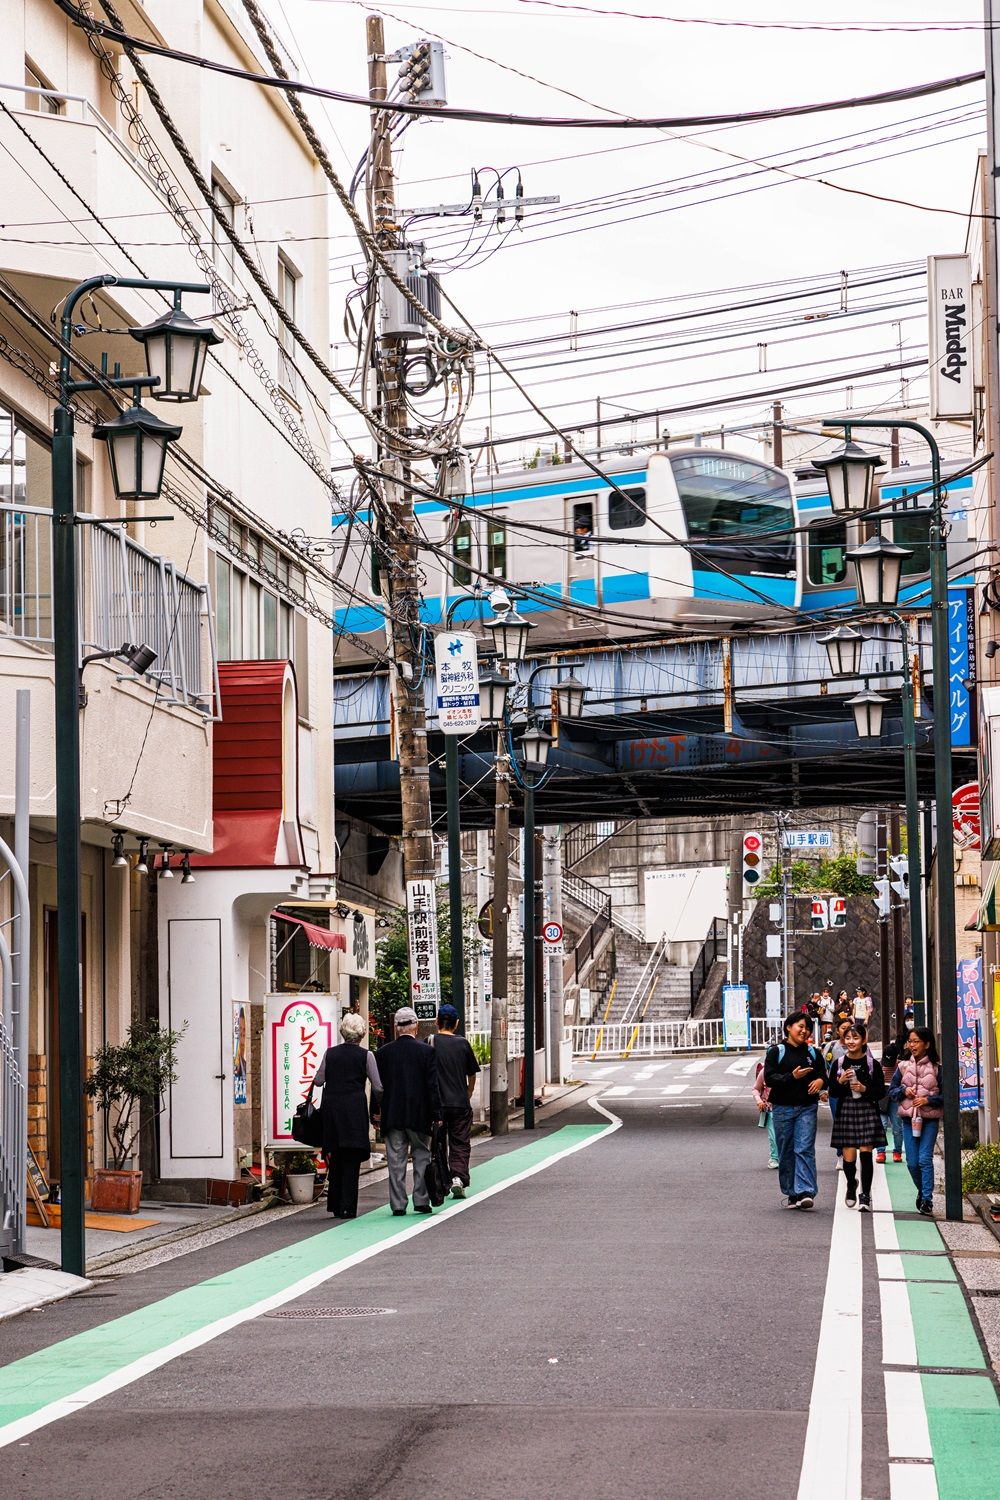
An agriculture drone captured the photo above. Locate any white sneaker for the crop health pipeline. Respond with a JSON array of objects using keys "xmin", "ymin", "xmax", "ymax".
[
  {"xmin": 767, "ymin": 1160, "xmax": 779, "ymax": 1169},
  {"xmin": 451, "ymin": 1178, "xmax": 466, "ymax": 1199}
]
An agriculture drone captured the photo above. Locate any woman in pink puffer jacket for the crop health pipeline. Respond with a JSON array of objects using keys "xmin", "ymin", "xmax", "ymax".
[{"xmin": 887, "ymin": 1028, "xmax": 943, "ymax": 1216}]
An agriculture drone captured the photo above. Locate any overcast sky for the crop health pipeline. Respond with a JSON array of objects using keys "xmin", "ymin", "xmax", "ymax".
[{"xmin": 261, "ymin": 0, "xmax": 986, "ymax": 467}]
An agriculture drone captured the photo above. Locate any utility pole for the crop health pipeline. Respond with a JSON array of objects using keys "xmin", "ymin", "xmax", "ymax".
[
  {"xmin": 367, "ymin": 15, "xmax": 438, "ymax": 1022},
  {"xmin": 491, "ymin": 739, "xmax": 511, "ymax": 1132},
  {"xmin": 772, "ymin": 401, "xmax": 783, "ymax": 468},
  {"xmin": 889, "ymin": 808, "xmax": 906, "ymax": 1038}
]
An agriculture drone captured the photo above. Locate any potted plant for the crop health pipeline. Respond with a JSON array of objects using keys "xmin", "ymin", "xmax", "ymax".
[
  {"xmin": 85, "ymin": 1019, "xmax": 185, "ymax": 1213},
  {"xmin": 284, "ymin": 1152, "xmax": 319, "ymax": 1204}
]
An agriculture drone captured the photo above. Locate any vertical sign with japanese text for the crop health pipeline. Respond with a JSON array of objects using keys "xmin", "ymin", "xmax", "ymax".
[
  {"xmin": 233, "ymin": 1002, "xmax": 249, "ymax": 1106},
  {"xmin": 434, "ymin": 631, "xmax": 482, "ymax": 734},
  {"xmin": 956, "ymin": 958, "xmax": 983, "ymax": 1111},
  {"xmin": 947, "ymin": 588, "xmax": 975, "ymax": 748},
  {"xmin": 722, "ymin": 984, "xmax": 750, "ymax": 1050},
  {"xmin": 406, "ymin": 878, "xmax": 442, "ymax": 1019},
  {"xmin": 264, "ymin": 994, "xmax": 336, "ymax": 1147}
]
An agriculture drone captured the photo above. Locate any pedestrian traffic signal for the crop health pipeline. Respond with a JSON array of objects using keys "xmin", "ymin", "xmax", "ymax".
[
  {"xmin": 888, "ymin": 855, "xmax": 910, "ymax": 901},
  {"xmin": 830, "ymin": 896, "xmax": 847, "ymax": 929},
  {"xmin": 873, "ymin": 877, "xmax": 891, "ymax": 918},
  {"xmin": 810, "ymin": 898, "xmax": 829, "ymax": 931},
  {"xmin": 742, "ymin": 831, "xmax": 763, "ymax": 888}
]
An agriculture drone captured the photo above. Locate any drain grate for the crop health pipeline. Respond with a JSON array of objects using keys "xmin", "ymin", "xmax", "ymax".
[{"xmin": 265, "ymin": 1306, "xmax": 397, "ymax": 1319}]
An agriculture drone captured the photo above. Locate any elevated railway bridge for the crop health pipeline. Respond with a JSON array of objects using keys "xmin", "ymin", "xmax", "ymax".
[{"xmin": 333, "ymin": 613, "xmax": 974, "ymax": 833}]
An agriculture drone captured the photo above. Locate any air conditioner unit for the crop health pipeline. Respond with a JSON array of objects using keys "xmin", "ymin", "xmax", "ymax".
[{"xmin": 379, "ymin": 250, "xmax": 442, "ymax": 338}]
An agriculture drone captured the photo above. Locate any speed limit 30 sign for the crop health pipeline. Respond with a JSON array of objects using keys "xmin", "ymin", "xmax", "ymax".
[{"xmin": 542, "ymin": 921, "xmax": 563, "ymax": 945}]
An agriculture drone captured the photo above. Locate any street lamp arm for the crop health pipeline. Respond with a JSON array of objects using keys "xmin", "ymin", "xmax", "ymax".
[{"xmin": 58, "ymin": 275, "xmax": 211, "ymax": 401}]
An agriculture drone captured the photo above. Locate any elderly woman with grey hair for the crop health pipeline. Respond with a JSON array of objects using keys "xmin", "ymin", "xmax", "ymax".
[{"xmin": 312, "ymin": 1012, "xmax": 382, "ymax": 1218}]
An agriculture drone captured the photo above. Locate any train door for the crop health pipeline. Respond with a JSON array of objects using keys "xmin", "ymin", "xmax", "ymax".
[{"xmin": 565, "ymin": 494, "xmax": 599, "ymax": 611}]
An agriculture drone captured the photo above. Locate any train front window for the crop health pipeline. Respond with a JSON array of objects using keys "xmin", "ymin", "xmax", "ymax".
[
  {"xmin": 671, "ymin": 454, "xmax": 794, "ymax": 576},
  {"xmin": 608, "ymin": 486, "xmax": 646, "ymax": 531},
  {"xmin": 453, "ymin": 518, "xmax": 473, "ymax": 586},
  {"xmin": 807, "ymin": 519, "xmax": 848, "ymax": 586},
  {"xmin": 892, "ymin": 512, "xmax": 930, "ymax": 577}
]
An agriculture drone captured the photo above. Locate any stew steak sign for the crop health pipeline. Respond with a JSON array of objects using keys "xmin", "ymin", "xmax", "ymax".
[
  {"xmin": 265, "ymin": 994, "xmax": 337, "ymax": 1147},
  {"xmin": 928, "ymin": 254, "xmax": 973, "ymax": 421}
]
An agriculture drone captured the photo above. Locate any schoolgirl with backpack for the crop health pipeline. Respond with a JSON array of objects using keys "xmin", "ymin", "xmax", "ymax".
[{"xmin": 826, "ymin": 1021, "xmax": 886, "ymax": 1210}]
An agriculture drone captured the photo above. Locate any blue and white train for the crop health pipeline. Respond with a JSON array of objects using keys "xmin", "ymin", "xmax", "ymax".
[{"xmin": 332, "ymin": 446, "xmax": 975, "ymax": 659}]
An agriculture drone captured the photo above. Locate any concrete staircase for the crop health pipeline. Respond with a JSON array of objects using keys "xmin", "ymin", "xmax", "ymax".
[{"xmin": 608, "ymin": 932, "xmax": 691, "ymax": 1024}]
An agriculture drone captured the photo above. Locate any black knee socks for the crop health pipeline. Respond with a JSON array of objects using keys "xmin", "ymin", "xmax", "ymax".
[
  {"xmin": 860, "ymin": 1154, "xmax": 874, "ymax": 1195},
  {"xmin": 844, "ymin": 1159, "xmax": 857, "ymax": 1191}
]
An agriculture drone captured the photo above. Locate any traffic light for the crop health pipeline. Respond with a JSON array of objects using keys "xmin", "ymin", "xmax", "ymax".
[
  {"xmin": 742, "ymin": 831, "xmax": 763, "ymax": 889},
  {"xmin": 830, "ymin": 896, "xmax": 847, "ymax": 929},
  {"xmin": 810, "ymin": 898, "xmax": 829, "ymax": 931},
  {"xmin": 889, "ymin": 855, "xmax": 910, "ymax": 901},
  {"xmin": 397, "ymin": 40, "xmax": 447, "ymax": 105},
  {"xmin": 873, "ymin": 877, "xmax": 891, "ymax": 918}
]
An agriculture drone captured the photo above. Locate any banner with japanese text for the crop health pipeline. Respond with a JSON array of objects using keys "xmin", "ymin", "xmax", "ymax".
[
  {"xmin": 264, "ymin": 993, "xmax": 337, "ymax": 1147},
  {"xmin": 406, "ymin": 878, "xmax": 441, "ymax": 1020},
  {"xmin": 956, "ymin": 958, "xmax": 983, "ymax": 1111}
]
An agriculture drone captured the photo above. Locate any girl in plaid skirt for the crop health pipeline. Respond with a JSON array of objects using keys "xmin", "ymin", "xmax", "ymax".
[{"xmin": 828, "ymin": 1021, "xmax": 886, "ymax": 1211}]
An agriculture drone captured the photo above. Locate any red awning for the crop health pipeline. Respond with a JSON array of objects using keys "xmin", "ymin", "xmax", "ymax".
[{"xmin": 271, "ymin": 911, "xmax": 347, "ymax": 952}]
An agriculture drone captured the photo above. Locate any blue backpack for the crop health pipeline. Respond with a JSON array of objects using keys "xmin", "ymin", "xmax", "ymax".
[{"xmin": 775, "ymin": 1043, "xmax": 820, "ymax": 1066}]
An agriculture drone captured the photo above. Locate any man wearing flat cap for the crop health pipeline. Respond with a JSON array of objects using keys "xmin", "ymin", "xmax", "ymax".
[{"xmin": 375, "ymin": 1006, "xmax": 442, "ymax": 1215}]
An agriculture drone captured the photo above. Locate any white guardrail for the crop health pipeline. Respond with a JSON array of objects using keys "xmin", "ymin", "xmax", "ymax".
[{"xmin": 571, "ymin": 1017, "xmax": 777, "ymax": 1058}]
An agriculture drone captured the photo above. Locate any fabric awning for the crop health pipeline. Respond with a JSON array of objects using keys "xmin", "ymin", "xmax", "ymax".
[
  {"xmin": 965, "ymin": 863, "xmax": 999, "ymax": 932},
  {"xmin": 271, "ymin": 911, "xmax": 347, "ymax": 951}
]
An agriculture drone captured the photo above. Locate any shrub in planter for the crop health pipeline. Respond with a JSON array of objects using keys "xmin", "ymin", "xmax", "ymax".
[
  {"xmin": 85, "ymin": 1020, "xmax": 184, "ymax": 1212},
  {"xmin": 284, "ymin": 1152, "xmax": 319, "ymax": 1204},
  {"xmin": 962, "ymin": 1141, "xmax": 1000, "ymax": 1195}
]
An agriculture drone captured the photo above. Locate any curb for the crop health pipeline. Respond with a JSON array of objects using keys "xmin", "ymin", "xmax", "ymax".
[{"xmin": 0, "ymin": 1268, "xmax": 92, "ymax": 1324}]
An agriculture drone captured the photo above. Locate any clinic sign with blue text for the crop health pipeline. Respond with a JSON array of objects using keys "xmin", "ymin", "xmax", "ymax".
[{"xmin": 434, "ymin": 631, "xmax": 481, "ymax": 734}]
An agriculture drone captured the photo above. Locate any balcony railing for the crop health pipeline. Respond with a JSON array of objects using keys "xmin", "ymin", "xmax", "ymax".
[{"xmin": 1, "ymin": 502, "xmax": 216, "ymax": 713}]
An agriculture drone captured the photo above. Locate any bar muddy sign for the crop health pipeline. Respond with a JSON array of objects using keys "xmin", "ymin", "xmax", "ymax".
[{"xmin": 928, "ymin": 254, "xmax": 973, "ymax": 421}]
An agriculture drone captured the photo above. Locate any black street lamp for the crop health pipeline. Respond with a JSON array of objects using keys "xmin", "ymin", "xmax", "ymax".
[
  {"xmin": 846, "ymin": 534, "xmax": 913, "ymax": 610},
  {"xmin": 485, "ymin": 606, "xmax": 534, "ymax": 663},
  {"xmin": 478, "ymin": 665, "xmax": 512, "ymax": 725},
  {"xmin": 554, "ymin": 671, "xmax": 587, "ymax": 721},
  {"xmin": 519, "ymin": 722, "xmax": 553, "ymax": 769},
  {"xmin": 130, "ymin": 297, "xmax": 222, "ymax": 403},
  {"xmin": 52, "ymin": 273, "xmax": 211, "ymax": 1277},
  {"xmin": 818, "ymin": 625, "xmax": 864, "ymax": 679},
  {"xmin": 846, "ymin": 689, "xmax": 888, "ymax": 739},
  {"xmin": 92, "ymin": 400, "xmax": 183, "ymax": 501},
  {"xmin": 820, "ymin": 413, "xmax": 961, "ymax": 1220},
  {"xmin": 811, "ymin": 439, "xmax": 883, "ymax": 514}
]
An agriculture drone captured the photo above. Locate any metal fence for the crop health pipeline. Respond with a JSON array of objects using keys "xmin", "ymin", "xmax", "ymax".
[
  {"xmin": 573, "ymin": 1016, "xmax": 775, "ymax": 1057},
  {"xmin": 689, "ymin": 917, "xmax": 728, "ymax": 1013},
  {"xmin": 0, "ymin": 502, "xmax": 214, "ymax": 712},
  {"xmin": 0, "ymin": 1014, "xmax": 25, "ymax": 1263},
  {"xmin": 468, "ymin": 1024, "xmax": 525, "ymax": 1059}
]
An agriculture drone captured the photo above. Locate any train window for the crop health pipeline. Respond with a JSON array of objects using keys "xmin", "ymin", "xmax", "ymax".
[
  {"xmin": 573, "ymin": 500, "xmax": 594, "ymax": 554},
  {"xmin": 892, "ymin": 512, "xmax": 930, "ymax": 577},
  {"xmin": 453, "ymin": 518, "xmax": 473, "ymax": 586},
  {"xmin": 608, "ymin": 486, "xmax": 646, "ymax": 531},
  {"xmin": 807, "ymin": 520, "xmax": 848, "ymax": 585},
  {"xmin": 671, "ymin": 453, "xmax": 795, "ymax": 576},
  {"xmin": 487, "ymin": 517, "xmax": 507, "ymax": 577}
]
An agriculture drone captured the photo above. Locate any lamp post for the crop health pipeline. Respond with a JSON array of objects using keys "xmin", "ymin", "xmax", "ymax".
[
  {"xmin": 817, "ymin": 417, "xmax": 961, "ymax": 1220},
  {"xmin": 53, "ymin": 274, "xmax": 211, "ymax": 1276},
  {"xmin": 509, "ymin": 663, "xmax": 586, "ymax": 1130}
]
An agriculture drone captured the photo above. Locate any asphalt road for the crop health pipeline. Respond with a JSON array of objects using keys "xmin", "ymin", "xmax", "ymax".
[{"xmin": 0, "ymin": 1056, "xmax": 890, "ymax": 1500}]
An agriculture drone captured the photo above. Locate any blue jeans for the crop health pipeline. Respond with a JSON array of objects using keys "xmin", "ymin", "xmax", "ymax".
[
  {"xmin": 880, "ymin": 1097, "xmax": 903, "ymax": 1155},
  {"xmin": 772, "ymin": 1103, "xmax": 819, "ymax": 1199},
  {"xmin": 902, "ymin": 1117, "xmax": 939, "ymax": 1203}
]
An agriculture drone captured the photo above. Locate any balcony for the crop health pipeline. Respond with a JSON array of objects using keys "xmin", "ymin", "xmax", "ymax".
[
  {"xmin": 0, "ymin": 81, "xmax": 181, "ymax": 292},
  {"xmin": 0, "ymin": 501, "xmax": 216, "ymax": 713}
]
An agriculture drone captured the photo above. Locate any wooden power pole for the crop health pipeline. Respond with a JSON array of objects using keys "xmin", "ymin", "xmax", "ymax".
[{"xmin": 367, "ymin": 16, "xmax": 439, "ymax": 1024}]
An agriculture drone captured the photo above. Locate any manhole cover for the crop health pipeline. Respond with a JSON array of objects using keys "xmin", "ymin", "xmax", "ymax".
[{"xmin": 265, "ymin": 1307, "xmax": 397, "ymax": 1319}]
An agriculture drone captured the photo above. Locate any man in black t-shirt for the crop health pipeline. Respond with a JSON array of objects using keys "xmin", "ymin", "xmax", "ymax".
[{"xmin": 431, "ymin": 1005, "xmax": 481, "ymax": 1199}]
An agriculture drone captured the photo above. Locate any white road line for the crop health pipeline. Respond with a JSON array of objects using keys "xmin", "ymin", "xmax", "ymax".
[
  {"xmin": 879, "ymin": 1281, "xmax": 918, "ymax": 1367},
  {"xmin": 877, "ymin": 1253, "xmax": 906, "ymax": 1281},
  {"xmin": 888, "ymin": 1464, "xmax": 938, "ymax": 1500},
  {"xmin": 660, "ymin": 1084, "xmax": 689, "ymax": 1095},
  {"xmin": 884, "ymin": 1373, "xmax": 933, "ymax": 1459},
  {"xmin": 682, "ymin": 1060, "xmax": 713, "ymax": 1074},
  {"xmin": 796, "ymin": 1177, "xmax": 863, "ymax": 1500},
  {"xmin": 871, "ymin": 1160, "xmax": 894, "ymax": 1213},
  {"xmin": 586, "ymin": 1065, "xmax": 623, "ymax": 1078},
  {"xmin": 602, "ymin": 1085, "xmax": 635, "ymax": 1097},
  {"xmin": 633, "ymin": 1064, "xmax": 669, "ymax": 1080},
  {"xmin": 709, "ymin": 1085, "xmax": 737, "ymax": 1094},
  {"xmin": 873, "ymin": 1216, "xmax": 899, "ymax": 1252},
  {"xmin": 0, "ymin": 1106, "xmax": 621, "ymax": 1450},
  {"xmin": 725, "ymin": 1058, "xmax": 755, "ymax": 1075}
]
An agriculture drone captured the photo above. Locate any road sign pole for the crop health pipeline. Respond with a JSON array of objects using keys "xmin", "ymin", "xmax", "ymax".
[{"xmin": 523, "ymin": 777, "xmax": 536, "ymax": 1130}]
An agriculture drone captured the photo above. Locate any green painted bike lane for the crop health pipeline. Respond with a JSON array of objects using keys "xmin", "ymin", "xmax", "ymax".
[
  {"xmin": 0, "ymin": 1122, "xmax": 609, "ymax": 1441},
  {"xmin": 879, "ymin": 1159, "xmax": 1000, "ymax": 1497}
]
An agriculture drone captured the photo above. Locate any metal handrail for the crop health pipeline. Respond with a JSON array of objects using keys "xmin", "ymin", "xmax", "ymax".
[
  {"xmin": 689, "ymin": 917, "xmax": 728, "ymax": 1013},
  {"xmin": 563, "ymin": 872, "xmax": 645, "ymax": 942},
  {"xmin": 618, "ymin": 933, "xmax": 667, "ymax": 1029},
  {"xmin": 562, "ymin": 820, "xmax": 631, "ymax": 871}
]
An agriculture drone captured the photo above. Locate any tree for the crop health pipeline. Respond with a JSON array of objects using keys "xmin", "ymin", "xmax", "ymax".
[
  {"xmin": 756, "ymin": 852, "xmax": 875, "ymax": 899},
  {"xmin": 369, "ymin": 905, "xmax": 476, "ymax": 1045},
  {"xmin": 85, "ymin": 1020, "xmax": 185, "ymax": 1171}
]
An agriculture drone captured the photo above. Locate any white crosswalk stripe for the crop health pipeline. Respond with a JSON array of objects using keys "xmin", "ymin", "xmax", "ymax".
[
  {"xmin": 602, "ymin": 1086, "xmax": 635, "ymax": 1097},
  {"xmin": 682, "ymin": 1060, "xmax": 713, "ymax": 1074}
]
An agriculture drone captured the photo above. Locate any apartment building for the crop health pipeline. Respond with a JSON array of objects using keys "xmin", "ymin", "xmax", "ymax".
[{"xmin": 0, "ymin": 0, "xmax": 360, "ymax": 1194}]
